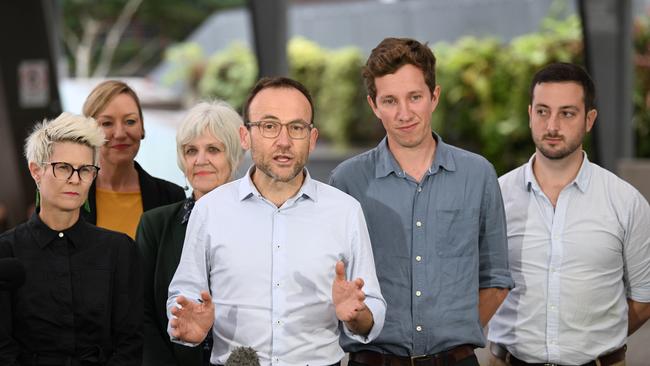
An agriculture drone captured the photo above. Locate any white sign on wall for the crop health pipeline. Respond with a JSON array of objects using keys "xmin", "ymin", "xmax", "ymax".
[{"xmin": 18, "ymin": 60, "xmax": 50, "ymax": 108}]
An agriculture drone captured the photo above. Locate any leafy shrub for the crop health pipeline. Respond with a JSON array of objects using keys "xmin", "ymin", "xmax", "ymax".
[{"xmin": 163, "ymin": 13, "xmax": 650, "ymax": 171}]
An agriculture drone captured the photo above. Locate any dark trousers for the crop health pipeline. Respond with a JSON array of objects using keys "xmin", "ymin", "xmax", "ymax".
[{"xmin": 348, "ymin": 354, "xmax": 479, "ymax": 366}]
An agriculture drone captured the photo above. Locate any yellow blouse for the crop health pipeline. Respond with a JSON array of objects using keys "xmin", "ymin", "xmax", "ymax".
[{"xmin": 95, "ymin": 188, "xmax": 143, "ymax": 239}]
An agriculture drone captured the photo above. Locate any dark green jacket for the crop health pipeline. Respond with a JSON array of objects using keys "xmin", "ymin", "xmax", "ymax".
[{"xmin": 135, "ymin": 200, "xmax": 204, "ymax": 366}]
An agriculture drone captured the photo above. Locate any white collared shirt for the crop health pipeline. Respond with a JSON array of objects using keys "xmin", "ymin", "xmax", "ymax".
[
  {"xmin": 168, "ymin": 168, "xmax": 386, "ymax": 366},
  {"xmin": 488, "ymin": 153, "xmax": 650, "ymax": 364}
]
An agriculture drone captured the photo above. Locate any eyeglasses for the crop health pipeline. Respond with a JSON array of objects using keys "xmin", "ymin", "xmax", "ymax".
[
  {"xmin": 246, "ymin": 120, "xmax": 313, "ymax": 139},
  {"xmin": 41, "ymin": 162, "xmax": 100, "ymax": 182}
]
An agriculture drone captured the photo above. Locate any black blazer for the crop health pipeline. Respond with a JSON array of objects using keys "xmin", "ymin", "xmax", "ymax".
[
  {"xmin": 83, "ymin": 161, "xmax": 186, "ymax": 224},
  {"xmin": 135, "ymin": 200, "xmax": 205, "ymax": 366}
]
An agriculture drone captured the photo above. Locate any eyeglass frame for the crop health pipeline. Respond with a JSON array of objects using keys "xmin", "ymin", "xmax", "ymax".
[
  {"xmin": 245, "ymin": 119, "xmax": 314, "ymax": 140},
  {"xmin": 40, "ymin": 161, "xmax": 100, "ymax": 182}
]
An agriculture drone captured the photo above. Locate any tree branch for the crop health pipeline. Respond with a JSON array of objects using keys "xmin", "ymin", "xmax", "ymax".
[{"xmin": 92, "ymin": 0, "xmax": 144, "ymax": 77}]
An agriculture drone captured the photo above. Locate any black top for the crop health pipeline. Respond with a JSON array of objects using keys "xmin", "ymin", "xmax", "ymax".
[
  {"xmin": 135, "ymin": 198, "xmax": 207, "ymax": 366},
  {"xmin": 82, "ymin": 161, "xmax": 186, "ymax": 224},
  {"xmin": 0, "ymin": 214, "xmax": 143, "ymax": 366}
]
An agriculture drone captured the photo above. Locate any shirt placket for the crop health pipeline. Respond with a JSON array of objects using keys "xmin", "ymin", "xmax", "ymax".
[
  {"xmin": 544, "ymin": 190, "xmax": 570, "ymax": 363},
  {"xmin": 54, "ymin": 233, "xmax": 75, "ymax": 350},
  {"xmin": 412, "ymin": 179, "xmax": 427, "ymax": 354},
  {"xmin": 270, "ymin": 207, "xmax": 286, "ymax": 366}
]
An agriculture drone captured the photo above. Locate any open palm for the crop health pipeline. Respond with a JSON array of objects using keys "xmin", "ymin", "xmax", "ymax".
[
  {"xmin": 170, "ymin": 290, "xmax": 215, "ymax": 343},
  {"xmin": 332, "ymin": 261, "xmax": 367, "ymax": 322}
]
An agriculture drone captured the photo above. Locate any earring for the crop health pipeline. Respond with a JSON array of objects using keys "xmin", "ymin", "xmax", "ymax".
[
  {"xmin": 83, "ymin": 199, "xmax": 91, "ymax": 213},
  {"xmin": 183, "ymin": 177, "xmax": 190, "ymax": 191},
  {"xmin": 35, "ymin": 189, "xmax": 40, "ymax": 208}
]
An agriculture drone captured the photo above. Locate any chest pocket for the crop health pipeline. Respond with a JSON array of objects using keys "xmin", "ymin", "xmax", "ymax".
[{"xmin": 433, "ymin": 208, "xmax": 479, "ymax": 257}]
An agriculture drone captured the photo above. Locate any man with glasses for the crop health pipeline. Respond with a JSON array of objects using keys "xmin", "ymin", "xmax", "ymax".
[
  {"xmin": 0, "ymin": 112, "xmax": 143, "ymax": 366},
  {"xmin": 166, "ymin": 77, "xmax": 386, "ymax": 366}
]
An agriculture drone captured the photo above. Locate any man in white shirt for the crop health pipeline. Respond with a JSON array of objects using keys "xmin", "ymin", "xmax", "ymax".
[
  {"xmin": 165, "ymin": 76, "xmax": 385, "ymax": 366},
  {"xmin": 488, "ymin": 62, "xmax": 650, "ymax": 366}
]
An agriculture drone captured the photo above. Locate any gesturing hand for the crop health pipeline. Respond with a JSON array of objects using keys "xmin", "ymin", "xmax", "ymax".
[
  {"xmin": 332, "ymin": 261, "xmax": 367, "ymax": 322},
  {"xmin": 170, "ymin": 290, "xmax": 215, "ymax": 343}
]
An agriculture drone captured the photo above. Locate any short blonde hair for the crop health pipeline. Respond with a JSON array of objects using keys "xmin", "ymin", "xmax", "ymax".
[
  {"xmin": 176, "ymin": 100, "xmax": 244, "ymax": 180},
  {"xmin": 82, "ymin": 80, "xmax": 143, "ymax": 121},
  {"xmin": 24, "ymin": 112, "xmax": 106, "ymax": 166}
]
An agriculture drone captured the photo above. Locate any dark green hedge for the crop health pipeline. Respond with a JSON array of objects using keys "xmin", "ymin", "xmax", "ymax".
[{"xmin": 165, "ymin": 14, "xmax": 650, "ymax": 174}]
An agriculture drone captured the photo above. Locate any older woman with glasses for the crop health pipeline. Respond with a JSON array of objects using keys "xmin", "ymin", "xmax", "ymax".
[
  {"xmin": 0, "ymin": 112, "xmax": 142, "ymax": 366},
  {"xmin": 135, "ymin": 100, "xmax": 244, "ymax": 366},
  {"xmin": 82, "ymin": 80, "xmax": 186, "ymax": 239}
]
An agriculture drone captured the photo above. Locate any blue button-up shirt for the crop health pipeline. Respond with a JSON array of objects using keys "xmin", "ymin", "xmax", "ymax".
[
  {"xmin": 168, "ymin": 169, "xmax": 386, "ymax": 366},
  {"xmin": 330, "ymin": 135, "xmax": 513, "ymax": 356}
]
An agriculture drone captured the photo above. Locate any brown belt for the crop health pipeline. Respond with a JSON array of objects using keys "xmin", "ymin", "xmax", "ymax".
[
  {"xmin": 489, "ymin": 343, "xmax": 626, "ymax": 366},
  {"xmin": 349, "ymin": 345, "xmax": 475, "ymax": 366}
]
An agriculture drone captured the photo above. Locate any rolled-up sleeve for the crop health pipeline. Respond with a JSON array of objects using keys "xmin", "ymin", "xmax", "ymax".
[
  {"xmin": 166, "ymin": 202, "xmax": 211, "ymax": 346},
  {"xmin": 624, "ymin": 191, "xmax": 650, "ymax": 302},
  {"xmin": 478, "ymin": 163, "xmax": 514, "ymax": 290},
  {"xmin": 341, "ymin": 202, "xmax": 386, "ymax": 343}
]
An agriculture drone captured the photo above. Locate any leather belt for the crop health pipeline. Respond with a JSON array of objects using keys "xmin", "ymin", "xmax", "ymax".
[
  {"xmin": 489, "ymin": 343, "xmax": 626, "ymax": 366},
  {"xmin": 349, "ymin": 345, "xmax": 475, "ymax": 366}
]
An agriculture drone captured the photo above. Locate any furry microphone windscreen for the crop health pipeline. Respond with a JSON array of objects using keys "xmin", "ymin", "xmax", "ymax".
[{"xmin": 225, "ymin": 346, "xmax": 260, "ymax": 366}]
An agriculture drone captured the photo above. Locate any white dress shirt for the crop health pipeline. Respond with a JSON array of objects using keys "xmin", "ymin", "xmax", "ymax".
[
  {"xmin": 167, "ymin": 169, "xmax": 386, "ymax": 366},
  {"xmin": 488, "ymin": 153, "xmax": 650, "ymax": 364}
]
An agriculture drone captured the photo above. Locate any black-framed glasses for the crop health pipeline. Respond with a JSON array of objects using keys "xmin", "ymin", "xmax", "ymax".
[
  {"xmin": 245, "ymin": 120, "xmax": 313, "ymax": 139},
  {"xmin": 42, "ymin": 162, "xmax": 100, "ymax": 182}
]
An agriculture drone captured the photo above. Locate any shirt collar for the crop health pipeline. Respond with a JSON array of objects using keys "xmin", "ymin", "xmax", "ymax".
[
  {"xmin": 375, "ymin": 132, "xmax": 456, "ymax": 178},
  {"xmin": 27, "ymin": 213, "xmax": 86, "ymax": 249},
  {"xmin": 524, "ymin": 151, "xmax": 592, "ymax": 193},
  {"xmin": 238, "ymin": 165, "xmax": 318, "ymax": 203}
]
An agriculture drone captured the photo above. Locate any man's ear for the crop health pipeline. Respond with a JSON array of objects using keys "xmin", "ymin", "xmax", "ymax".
[
  {"xmin": 367, "ymin": 95, "xmax": 381, "ymax": 120},
  {"xmin": 239, "ymin": 125, "xmax": 251, "ymax": 150},
  {"xmin": 585, "ymin": 108, "xmax": 597, "ymax": 133},
  {"xmin": 308, "ymin": 127, "xmax": 319, "ymax": 154}
]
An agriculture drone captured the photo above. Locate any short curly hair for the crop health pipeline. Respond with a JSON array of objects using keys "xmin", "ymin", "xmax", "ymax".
[{"xmin": 363, "ymin": 37, "xmax": 437, "ymax": 104}]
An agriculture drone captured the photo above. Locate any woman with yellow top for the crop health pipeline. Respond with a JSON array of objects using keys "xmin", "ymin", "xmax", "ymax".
[{"xmin": 81, "ymin": 80, "xmax": 185, "ymax": 238}]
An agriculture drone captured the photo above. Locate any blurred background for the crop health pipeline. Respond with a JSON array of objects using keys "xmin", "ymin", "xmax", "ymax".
[{"xmin": 1, "ymin": 1, "xmax": 650, "ymax": 362}]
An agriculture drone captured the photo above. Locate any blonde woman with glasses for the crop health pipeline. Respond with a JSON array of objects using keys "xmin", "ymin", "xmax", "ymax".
[{"xmin": 0, "ymin": 112, "xmax": 143, "ymax": 366}]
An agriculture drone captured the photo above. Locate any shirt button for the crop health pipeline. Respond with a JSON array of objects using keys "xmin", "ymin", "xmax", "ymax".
[
  {"xmin": 416, "ymin": 325, "xmax": 422, "ymax": 332},
  {"xmin": 275, "ymin": 282, "xmax": 280, "ymax": 287},
  {"xmin": 416, "ymin": 221, "xmax": 422, "ymax": 227},
  {"xmin": 417, "ymin": 187, "xmax": 422, "ymax": 193},
  {"xmin": 58, "ymin": 232, "xmax": 64, "ymax": 238},
  {"xmin": 415, "ymin": 255, "xmax": 422, "ymax": 262},
  {"xmin": 415, "ymin": 290, "xmax": 422, "ymax": 297}
]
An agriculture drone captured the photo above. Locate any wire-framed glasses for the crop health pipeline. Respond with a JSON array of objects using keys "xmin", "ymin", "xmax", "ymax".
[
  {"xmin": 245, "ymin": 120, "xmax": 313, "ymax": 139},
  {"xmin": 41, "ymin": 162, "xmax": 100, "ymax": 182}
]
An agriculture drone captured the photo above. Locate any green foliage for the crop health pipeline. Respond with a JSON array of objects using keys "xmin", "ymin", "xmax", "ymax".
[
  {"xmin": 164, "ymin": 13, "xmax": 650, "ymax": 171},
  {"xmin": 288, "ymin": 39, "xmax": 381, "ymax": 147},
  {"xmin": 288, "ymin": 38, "xmax": 327, "ymax": 103},
  {"xmin": 61, "ymin": 0, "xmax": 245, "ymax": 76},
  {"xmin": 634, "ymin": 15, "xmax": 650, "ymax": 158},
  {"xmin": 433, "ymin": 15, "xmax": 583, "ymax": 174},
  {"xmin": 162, "ymin": 42, "xmax": 205, "ymax": 87},
  {"xmin": 198, "ymin": 43, "xmax": 258, "ymax": 110}
]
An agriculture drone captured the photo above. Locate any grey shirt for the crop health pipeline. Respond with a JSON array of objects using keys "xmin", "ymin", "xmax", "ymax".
[{"xmin": 329, "ymin": 135, "xmax": 513, "ymax": 356}]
